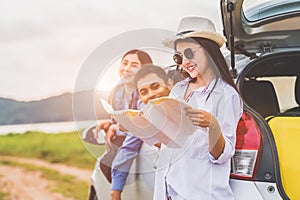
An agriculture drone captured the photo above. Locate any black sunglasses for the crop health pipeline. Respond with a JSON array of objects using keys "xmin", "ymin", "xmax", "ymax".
[{"xmin": 173, "ymin": 46, "xmax": 201, "ymax": 65}]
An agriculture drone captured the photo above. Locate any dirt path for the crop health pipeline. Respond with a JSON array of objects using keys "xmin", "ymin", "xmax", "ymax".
[{"xmin": 0, "ymin": 156, "xmax": 93, "ymax": 200}]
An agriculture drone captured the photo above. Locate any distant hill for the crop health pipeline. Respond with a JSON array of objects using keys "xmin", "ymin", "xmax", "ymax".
[{"xmin": 0, "ymin": 90, "xmax": 110, "ymax": 125}]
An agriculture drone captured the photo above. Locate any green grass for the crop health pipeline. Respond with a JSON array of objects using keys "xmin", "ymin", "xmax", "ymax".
[
  {"xmin": 0, "ymin": 192, "xmax": 9, "ymax": 200},
  {"xmin": 0, "ymin": 131, "xmax": 108, "ymax": 199},
  {"xmin": 0, "ymin": 160, "xmax": 89, "ymax": 200},
  {"xmin": 0, "ymin": 131, "xmax": 106, "ymax": 169}
]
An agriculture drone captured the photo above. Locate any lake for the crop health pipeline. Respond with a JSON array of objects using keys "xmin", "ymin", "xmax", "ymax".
[{"xmin": 0, "ymin": 120, "xmax": 98, "ymax": 135}]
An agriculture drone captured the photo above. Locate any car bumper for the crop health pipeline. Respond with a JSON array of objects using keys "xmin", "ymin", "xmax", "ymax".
[{"xmin": 230, "ymin": 179, "xmax": 283, "ymax": 200}]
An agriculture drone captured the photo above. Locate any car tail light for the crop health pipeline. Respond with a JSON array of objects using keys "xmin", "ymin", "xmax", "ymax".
[{"xmin": 231, "ymin": 112, "xmax": 263, "ymax": 180}]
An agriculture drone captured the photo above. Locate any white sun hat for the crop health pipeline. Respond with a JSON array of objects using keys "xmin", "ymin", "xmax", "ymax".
[{"xmin": 163, "ymin": 16, "xmax": 227, "ymax": 48}]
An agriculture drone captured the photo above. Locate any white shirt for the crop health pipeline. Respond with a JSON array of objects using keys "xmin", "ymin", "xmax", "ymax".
[{"xmin": 153, "ymin": 78, "xmax": 243, "ymax": 200}]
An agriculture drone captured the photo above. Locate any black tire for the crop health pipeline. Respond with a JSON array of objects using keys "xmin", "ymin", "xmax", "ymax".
[{"xmin": 88, "ymin": 186, "xmax": 98, "ymax": 200}]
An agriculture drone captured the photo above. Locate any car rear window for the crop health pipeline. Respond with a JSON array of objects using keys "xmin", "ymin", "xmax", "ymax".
[{"xmin": 243, "ymin": 0, "xmax": 300, "ymax": 22}]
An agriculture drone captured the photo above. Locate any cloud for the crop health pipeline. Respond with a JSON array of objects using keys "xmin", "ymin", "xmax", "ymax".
[{"xmin": 0, "ymin": 0, "xmax": 221, "ymax": 100}]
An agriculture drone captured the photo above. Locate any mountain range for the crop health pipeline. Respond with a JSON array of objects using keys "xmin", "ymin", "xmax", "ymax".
[{"xmin": 0, "ymin": 90, "xmax": 110, "ymax": 125}]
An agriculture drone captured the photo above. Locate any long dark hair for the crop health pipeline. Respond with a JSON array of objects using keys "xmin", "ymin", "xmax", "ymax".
[
  {"xmin": 122, "ymin": 49, "xmax": 153, "ymax": 65},
  {"xmin": 175, "ymin": 38, "xmax": 239, "ymax": 93}
]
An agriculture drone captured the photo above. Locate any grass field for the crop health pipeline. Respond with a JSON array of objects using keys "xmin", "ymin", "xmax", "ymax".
[
  {"xmin": 0, "ymin": 131, "xmax": 106, "ymax": 169},
  {"xmin": 0, "ymin": 159, "xmax": 89, "ymax": 200},
  {"xmin": 0, "ymin": 192, "xmax": 8, "ymax": 200},
  {"xmin": 0, "ymin": 130, "xmax": 107, "ymax": 199}
]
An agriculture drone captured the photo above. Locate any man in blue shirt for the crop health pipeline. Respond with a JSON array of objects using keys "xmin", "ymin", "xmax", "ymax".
[{"xmin": 110, "ymin": 64, "xmax": 174, "ymax": 200}]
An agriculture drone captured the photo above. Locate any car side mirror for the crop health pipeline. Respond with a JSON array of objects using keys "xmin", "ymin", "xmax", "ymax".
[{"xmin": 82, "ymin": 125, "xmax": 106, "ymax": 145}]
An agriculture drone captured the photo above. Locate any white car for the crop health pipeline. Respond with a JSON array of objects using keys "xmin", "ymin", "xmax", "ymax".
[
  {"xmin": 83, "ymin": 0, "xmax": 300, "ymax": 199},
  {"xmin": 222, "ymin": 0, "xmax": 300, "ymax": 199},
  {"xmin": 82, "ymin": 125, "xmax": 156, "ymax": 200}
]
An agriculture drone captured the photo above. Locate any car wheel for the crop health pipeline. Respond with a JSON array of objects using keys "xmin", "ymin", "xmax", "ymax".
[{"xmin": 88, "ymin": 186, "xmax": 98, "ymax": 200}]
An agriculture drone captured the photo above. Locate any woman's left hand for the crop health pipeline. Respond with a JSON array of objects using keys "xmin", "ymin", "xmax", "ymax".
[
  {"xmin": 185, "ymin": 108, "xmax": 215, "ymax": 128},
  {"xmin": 185, "ymin": 108, "xmax": 225, "ymax": 159}
]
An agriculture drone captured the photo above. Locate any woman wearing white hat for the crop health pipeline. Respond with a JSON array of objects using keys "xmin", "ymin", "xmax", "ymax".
[{"xmin": 154, "ymin": 17, "xmax": 243, "ymax": 200}]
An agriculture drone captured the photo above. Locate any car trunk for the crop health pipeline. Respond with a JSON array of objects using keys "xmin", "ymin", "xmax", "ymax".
[
  {"xmin": 221, "ymin": 0, "xmax": 300, "ymax": 198},
  {"xmin": 237, "ymin": 51, "xmax": 300, "ymax": 199}
]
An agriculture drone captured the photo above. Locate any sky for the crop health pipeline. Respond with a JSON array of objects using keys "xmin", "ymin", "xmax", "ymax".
[{"xmin": 0, "ymin": 0, "xmax": 223, "ymax": 101}]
